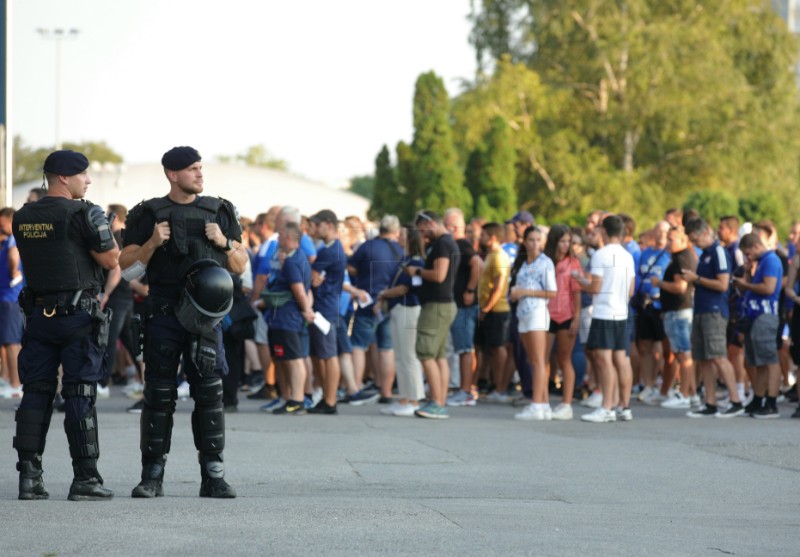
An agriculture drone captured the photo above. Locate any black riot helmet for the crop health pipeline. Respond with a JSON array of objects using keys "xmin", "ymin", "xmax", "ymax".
[{"xmin": 175, "ymin": 259, "xmax": 234, "ymax": 334}]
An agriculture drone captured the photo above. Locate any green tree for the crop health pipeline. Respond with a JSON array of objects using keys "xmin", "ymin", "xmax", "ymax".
[
  {"xmin": 739, "ymin": 190, "xmax": 788, "ymax": 233},
  {"xmin": 474, "ymin": 117, "xmax": 517, "ymax": 221},
  {"xmin": 394, "ymin": 141, "xmax": 416, "ymax": 221},
  {"xmin": 348, "ymin": 175, "xmax": 374, "ymax": 200},
  {"xmin": 13, "ymin": 136, "xmax": 124, "ymax": 184},
  {"xmin": 464, "ymin": 148, "xmax": 483, "ymax": 217},
  {"xmin": 218, "ymin": 144, "xmax": 287, "ymax": 171},
  {"xmin": 466, "ymin": 1, "xmax": 800, "ymax": 228},
  {"xmin": 682, "ymin": 189, "xmax": 739, "ymax": 226},
  {"xmin": 369, "ymin": 146, "xmax": 395, "ymax": 221},
  {"xmin": 411, "ymin": 72, "xmax": 472, "ymax": 217}
]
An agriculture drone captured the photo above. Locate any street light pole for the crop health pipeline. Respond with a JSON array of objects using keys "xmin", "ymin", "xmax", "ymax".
[{"xmin": 36, "ymin": 27, "xmax": 79, "ymax": 150}]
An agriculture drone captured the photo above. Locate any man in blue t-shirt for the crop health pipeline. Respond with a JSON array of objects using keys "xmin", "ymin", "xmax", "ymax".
[
  {"xmin": 307, "ymin": 210, "xmax": 346, "ymax": 414},
  {"xmin": 263, "ymin": 222, "xmax": 313, "ymax": 415},
  {"xmin": 0, "ymin": 207, "xmax": 23, "ymax": 399},
  {"xmin": 683, "ymin": 219, "xmax": 743, "ymax": 417},
  {"xmin": 733, "ymin": 232, "xmax": 783, "ymax": 418},
  {"xmin": 635, "ymin": 221, "xmax": 671, "ymax": 403},
  {"xmin": 346, "ymin": 215, "xmax": 403, "ymax": 404}
]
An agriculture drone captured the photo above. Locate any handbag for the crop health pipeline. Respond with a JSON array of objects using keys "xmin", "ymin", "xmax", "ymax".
[{"xmin": 631, "ymin": 249, "xmax": 666, "ymax": 314}]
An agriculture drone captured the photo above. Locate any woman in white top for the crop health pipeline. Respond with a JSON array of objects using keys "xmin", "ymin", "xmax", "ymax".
[{"xmin": 510, "ymin": 226, "xmax": 557, "ymax": 421}]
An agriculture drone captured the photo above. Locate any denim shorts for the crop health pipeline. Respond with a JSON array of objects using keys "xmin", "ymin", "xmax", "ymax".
[
  {"xmin": 663, "ymin": 309, "xmax": 692, "ymax": 354},
  {"xmin": 350, "ymin": 311, "xmax": 393, "ymax": 351},
  {"xmin": 450, "ymin": 305, "xmax": 479, "ymax": 354}
]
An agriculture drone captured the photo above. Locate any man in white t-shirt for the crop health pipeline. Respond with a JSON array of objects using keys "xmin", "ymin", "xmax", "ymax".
[{"xmin": 580, "ymin": 215, "xmax": 636, "ymax": 423}]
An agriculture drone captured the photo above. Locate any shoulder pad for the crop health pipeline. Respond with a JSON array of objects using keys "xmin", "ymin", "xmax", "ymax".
[
  {"xmin": 196, "ymin": 196, "xmax": 222, "ymax": 213},
  {"xmin": 218, "ymin": 197, "xmax": 240, "ymax": 221},
  {"xmin": 143, "ymin": 197, "xmax": 173, "ymax": 214},
  {"xmin": 218, "ymin": 198, "xmax": 243, "ymax": 238},
  {"xmin": 86, "ymin": 204, "xmax": 115, "ymax": 252}
]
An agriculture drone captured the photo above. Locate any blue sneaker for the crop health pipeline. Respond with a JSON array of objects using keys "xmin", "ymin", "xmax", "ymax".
[
  {"xmin": 414, "ymin": 402, "xmax": 449, "ymax": 419},
  {"xmin": 347, "ymin": 389, "xmax": 380, "ymax": 406},
  {"xmin": 303, "ymin": 395, "xmax": 313, "ymax": 409},
  {"xmin": 260, "ymin": 397, "xmax": 285, "ymax": 413}
]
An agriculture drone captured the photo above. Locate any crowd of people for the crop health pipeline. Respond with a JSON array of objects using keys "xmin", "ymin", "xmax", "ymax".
[{"xmin": 3, "ymin": 183, "xmax": 800, "ymax": 425}]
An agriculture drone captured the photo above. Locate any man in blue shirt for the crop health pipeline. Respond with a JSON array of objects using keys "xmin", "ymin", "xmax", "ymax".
[
  {"xmin": 346, "ymin": 215, "xmax": 403, "ymax": 404},
  {"xmin": 263, "ymin": 222, "xmax": 313, "ymax": 415},
  {"xmin": 682, "ymin": 219, "xmax": 743, "ymax": 417},
  {"xmin": 0, "ymin": 207, "xmax": 23, "ymax": 399},
  {"xmin": 733, "ymin": 233, "xmax": 783, "ymax": 418},
  {"xmin": 307, "ymin": 210, "xmax": 346, "ymax": 414},
  {"xmin": 635, "ymin": 221, "xmax": 671, "ymax": 404}
]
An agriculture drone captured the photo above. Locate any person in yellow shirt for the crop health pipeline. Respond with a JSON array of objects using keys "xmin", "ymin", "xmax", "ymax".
[{"xmin": 478, "ymin": 223, "xmax": 513, "ymax": 402}]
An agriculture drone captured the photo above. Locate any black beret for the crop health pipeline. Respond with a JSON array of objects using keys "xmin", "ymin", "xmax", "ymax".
[
  {"xmin": 161, "ymin": 146, "xmax": 201, "ymax": 171},
  {"xmin": 42, "ymin": 150, "xmax": 89, "ymax": 176}
]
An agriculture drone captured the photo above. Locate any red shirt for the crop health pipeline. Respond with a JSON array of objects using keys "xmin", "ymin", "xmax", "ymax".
[{"xmin": 548, "ymin": 256, "xmax": 581, "ymax": 323}]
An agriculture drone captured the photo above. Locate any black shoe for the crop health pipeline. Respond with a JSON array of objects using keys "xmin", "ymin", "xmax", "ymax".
[
  {"xmin": 791, "ymin": 406, "xmax": 800, "ymax": 418},
  {"xmin": 273, "ymin": 400, "xmax": 306, "ymax": 415},
  {"xmin": 744, "ymin": 398, "xmax": 762, "ymax": 415},
  {"xmin": 687, "ymin": 404, "xmax": 718, "ymax": 418},
  {"xmin": 752, "ymin": 406, "xmax": 780, "ymax": 419},
  {"xmin": 17, "ymin": 459, "xmax": 48, "ymax": 500},
  {"xmin": 199, "ymin": 456, "xmax": 236, "ymax": 498},
  {"xmin": 127, "ymin": 400, "xmax": 144, "ymax": 414},
  {"xmin": 716, "ymin": 402, "xmax": 745, "ymax": 418},
  {"xmin": 247, "ymin": 384, "xmax": 277, "ymax": 400},
  {"xmin": 131, "ymin": 479, "xmax": 164, "ymax": 498},
  {"xmin": 131, "ymin": 460, "xmax": 165, "ymax": 498},
  {"xmin": 377, "ymin": 396, "xmax": 392, "ymax": 404},
  {"xmin": 68, "ymin": 461, "xmax": 113, "ymax": 501},
  {"xmin": 308, "ymin": 400, "xmax": 338, "ymax": 415}
]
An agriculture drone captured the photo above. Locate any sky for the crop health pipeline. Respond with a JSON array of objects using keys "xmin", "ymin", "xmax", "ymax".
[{"xmin": 9, "ymin": 0, "xmax": 478, "ymax": 186}]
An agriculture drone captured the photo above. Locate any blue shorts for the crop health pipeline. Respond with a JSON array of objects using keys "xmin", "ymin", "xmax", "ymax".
[
  {"xmin": 336, "ymin": 316, "xmax": 352, "ymax": 355},
  {"xmin": 450, "ymin": 305, "xmax": 478, "ymax": 354},
  {"xmin": 663, "ymin": 309, "xmax": 692, "ymax": 354},
  {"xmin": 300, "ymin": 327, "xmax": 310, "ymax": 358},
  {"xmin": 350, "ymin": 311, "xmax": 392, "ymax": 351},
  {"xmin": 0, "ymin": 301, "xmax": 23, "ymax": 345},
  {"xmin": 310, "ymin": 319, "xmax": 338, "ymax": 360}
]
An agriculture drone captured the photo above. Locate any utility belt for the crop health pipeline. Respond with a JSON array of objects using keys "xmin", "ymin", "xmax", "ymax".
[{"xmin": 19, "ymin": 288, "xmax": 112, "ymax": 347}]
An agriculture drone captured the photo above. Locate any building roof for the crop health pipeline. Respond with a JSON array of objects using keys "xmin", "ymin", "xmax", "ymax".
[{"xmin": 12, "ymin": 162, "xmax": 370, "ymax": 220}]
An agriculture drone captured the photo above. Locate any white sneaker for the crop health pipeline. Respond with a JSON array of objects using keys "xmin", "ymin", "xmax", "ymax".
[
  {"xmin": 660, "ymin": 392, "xmax": 690, "ymax": 409},
  {"xmin": 122, "ymin": 380, "xmax": 144, "ymax": 396},
  {"xmin": 392, "ymin": 403, "xmax": 417, "ymax": 417},
  {"xmin": 645, "ymin": 389, "xmax": 669, "ymax": 405},
  {"xmin": 514, "ymin": 404, "xmax": 551, "ymax": 421},
  {"xmin": 689, "ymin": 395, "xmax": 702, "ymax": 409},
  {"xmin": 311, "ymin": 387, "xmax": 323, "ymax": 405},
  {"xmin": 581, "ymin": 407, "xmax": 616, "ymax": 423},
  {"xmin": 580, "ymin": 391, "xmax": 603, "ymax": 408},
  {"xmin": 177, "ymin": 380, "xmax": 190, "ymax": 400},
  {"xmin": 2, "ymin": 385, "xmax": 22, "ymax": 399},
  {"xmin": 637, "ymin": 386, "xmax": 655, "ymax": 402},
  {"xmin": 485, "ymin": 391, "xmax": 511, "ymax": 404},
  {"xmin": 381, "ymin": 402, "xmax": 403, "ymax": 415},
  {"xmin": 96, "ymin": 384, "xmax": 110, "ymax": 399},
  {"xmin": 616, "ymin": 407, "xmax": 633, "ymax": 421},
  {"xmin": 551, "ymin": 403, "xmax": 573, "ymax": 420}
]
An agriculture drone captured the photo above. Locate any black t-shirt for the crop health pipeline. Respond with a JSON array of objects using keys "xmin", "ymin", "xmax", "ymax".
[
  {"xmin": 453, "ymin": 238, "xmax": 477, "ymax": 307},
  {"xmin": 661, "ymin": 248, "xmax": 696, "ymax": 312},
  {"xmin": 419, "ymin": 233, "xmax": 460, "ymax": 304},
  {"xmin": 123, "ymin": 195, "xmax": 239, "ymax": 299},
  {"xmin": 107, "ymin": 229, "xmax": 132, "ymax": 304}
]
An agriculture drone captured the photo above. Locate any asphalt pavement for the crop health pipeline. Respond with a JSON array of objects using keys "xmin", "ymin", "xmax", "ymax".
[{"xmin": 1, "ymin": 389, "xmax": 798, "ymax": 557}]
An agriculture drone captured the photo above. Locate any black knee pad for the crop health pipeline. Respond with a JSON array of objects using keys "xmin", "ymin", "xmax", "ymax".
[
  {"xmin": 191, "ymin": 377, "xmax": 224, "ymax": 454},
  {"xmin": 13, "ymin": 408, "xmax": 52, "ymax": 457},
  {"xmin": 140, "ymin": 383, "xmax": 177, "ymax": 458},
  {"xmin": 64, "ymin": 405, "xmax": 99, "ymax": 460}
]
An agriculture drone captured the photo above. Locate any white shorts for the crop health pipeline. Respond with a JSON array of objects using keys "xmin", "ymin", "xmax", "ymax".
[
  {"xmin": 578, "ymin": 305, "xmax": 593, "ymax": 344},
  {"xmin": 517, "ymin": 310, "xmax": 550, "ymax": 333},
  {"xmin": 254, "ymin": 313, "xmax": 268, "ymax": 345}
]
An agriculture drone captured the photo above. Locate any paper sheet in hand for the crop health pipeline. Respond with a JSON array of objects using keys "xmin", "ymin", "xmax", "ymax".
[
  {"xmin": 357, "ymin": 292, "xmax": 373, "ymax": 308},
  {"xmin": 121, "ymin": 261, "xmax": 147, "ymax": 282},
  {"xmin": 313, "ymin": 312, "xmax": 331, "ymax": 335},
  {"xmin": 412, "ymin": 276, "xmax": 423, "ymax": 287}
]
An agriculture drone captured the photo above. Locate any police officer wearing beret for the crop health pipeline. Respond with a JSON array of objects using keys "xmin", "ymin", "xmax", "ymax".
[
  {"xmin": 12, "ymin": 150, "xmax": 119, "ymax": 501},
  {"xmin": 120, "ymin": 146, "xmax": 247, "ymax": 498}
]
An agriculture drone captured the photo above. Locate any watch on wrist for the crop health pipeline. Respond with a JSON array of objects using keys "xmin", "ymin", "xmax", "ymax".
[{"xmin": 222, "ymin": 238, "xmax": 234, "ymax": 252}]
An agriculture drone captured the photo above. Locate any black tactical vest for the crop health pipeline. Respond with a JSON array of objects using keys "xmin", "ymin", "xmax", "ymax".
[
  {"xmin": 13, "ymin": 198, "xmax": 104, "ymax": 294},
  {"xmin": 143, "ymin": 196, "xmax": 228, "ymax": 287}
]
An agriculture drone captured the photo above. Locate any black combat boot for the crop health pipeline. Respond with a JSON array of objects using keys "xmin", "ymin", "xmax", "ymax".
[
  {"xmin": 131, "ymin": 459, "xmax": 166, "ymax": 498},
  {"xmin": 198, "ymin": 454, "xmax": 236, "ymax": 498},
  {"xmin": 68, "ymin": 459, "xmax": 113, "ymax": 501},
  {"xmin": 17, "ymin": 456, "xmax": 49, "ymax": 500}
]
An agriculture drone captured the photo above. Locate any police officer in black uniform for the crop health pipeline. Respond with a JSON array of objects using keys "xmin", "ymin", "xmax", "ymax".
[
  {"xmin": 120, "ymin": 146, "xmax": 247, "ymax": 498},
  {"xmin": 12, "ymin": 150, "xmax": 119, "ymax": 501}
]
